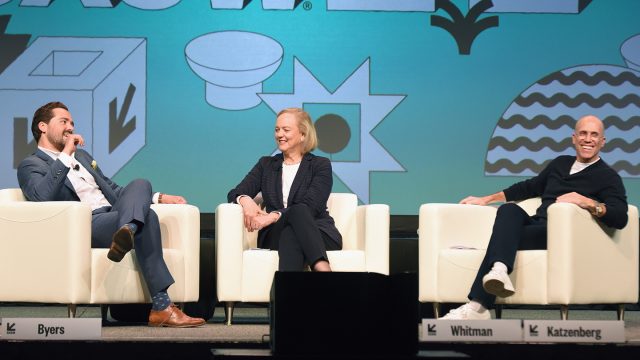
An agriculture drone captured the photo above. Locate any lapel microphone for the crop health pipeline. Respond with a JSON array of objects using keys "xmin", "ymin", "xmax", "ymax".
[{"xmin": 73, "ymin": 164, "xmax": 80, "ymax": 171}]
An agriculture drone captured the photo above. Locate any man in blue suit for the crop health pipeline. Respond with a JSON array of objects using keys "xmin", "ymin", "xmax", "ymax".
[{"xmin": 17, "ymin": 101, "xmax": 205, "ymax": 328}]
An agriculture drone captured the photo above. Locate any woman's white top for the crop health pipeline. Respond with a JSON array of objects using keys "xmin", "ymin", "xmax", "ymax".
[{"xmin": 282, "ymin": 162, "xmax": 301, "ymax": 208}]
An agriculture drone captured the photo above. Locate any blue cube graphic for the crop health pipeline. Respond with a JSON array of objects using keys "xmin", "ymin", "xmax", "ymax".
[{"xmin": 0, "ymin": 37, "xmax": 146, "ymax": 188}]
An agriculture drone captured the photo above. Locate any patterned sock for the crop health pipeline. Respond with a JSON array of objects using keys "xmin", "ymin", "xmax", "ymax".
[
  {"xmin": 126, "ymin": 222, "xmax": 138, "ymax": 234},
  {"xmin": 151, "ymin": 289, "xmax": 172, "ymax": 311}
]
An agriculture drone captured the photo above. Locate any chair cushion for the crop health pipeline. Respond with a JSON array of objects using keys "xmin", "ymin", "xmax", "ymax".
[
  {"xmin": 241, "ymin": 250, "xmax": 280, "ymax": 302},
  {"xmin": 90, "ymin": 249, "xmax": 185, "ymax": 303},
  {"xmin": 501, "ymin": 250, "xmax": 547, "ymax": 305},
  {"xmin": 328, "ymin": 250, "xmax": 367, "ymax": 272},
  {"xmin": 437, "ymin": 249, "xmax": 484, "ymax": 302},
  {"xmin": 436, "ymin": 248, "xmax": 548, "ymax": 304},
  {"xmin": 239, "ymin": 249, "xmax": 369, "ymax": 302}
]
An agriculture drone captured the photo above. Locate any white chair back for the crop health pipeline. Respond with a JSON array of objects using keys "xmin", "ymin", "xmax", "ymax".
[{"xmin": 327, "ymin": 193, "xmax": 358, "ymax": 250}]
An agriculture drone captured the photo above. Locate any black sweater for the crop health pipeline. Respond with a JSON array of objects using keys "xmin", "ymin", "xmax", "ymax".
[{"xmin": 503, "ymin": 155, "xmax": 628, "ymax": 229}]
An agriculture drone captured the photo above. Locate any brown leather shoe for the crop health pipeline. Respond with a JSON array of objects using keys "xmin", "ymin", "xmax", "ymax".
[
  {"xmin": 107, "ymin": 224, "xmax": 134, "ymax": 262},
  {"xmin": 148, "ymin": 304, "xmax": 206, "ymax": 328}
]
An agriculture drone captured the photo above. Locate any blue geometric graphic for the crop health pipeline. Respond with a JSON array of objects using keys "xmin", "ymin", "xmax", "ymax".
[
  {"xmin": 0, "ymin": 37, "xmax": 146, "ymax": 188},
  {"xmin": 259, "ymin": 58, "xmax": 406, "ymax": 203},
  {"xmin": 19, "ymin": 0, "xmax": 52, "ymax": 6},
  {"xmin": 263, "ymin": 0, "xmax": 300, "ymax": 10},
  {"xmin": 622, "ymin": 34, "xmax": 640, "ymax": 72},
  {"xmin": 123, "ymin": 0, "xmax": 181, "ymax": 10},
  {"xmin": 185, "ymin": 31, "xmax": 283, "ymax": 110},
  {"xmin": 305, "ymin": 103, "xmax": 361, "ymax": 162},
  {"xmin": 327, "ymin": 0, "xmax": 435, "ymax": 12},
  {"xmin": 210, "ymin": 0, "xmax": 249, "ymax": 9},
  {"xmin": 79, "ymin": 0, "xmax": 120, "ymax": 7},
  {"xmin": 469, "ymin": 0, "xmax": 592, "ymax": 13}
]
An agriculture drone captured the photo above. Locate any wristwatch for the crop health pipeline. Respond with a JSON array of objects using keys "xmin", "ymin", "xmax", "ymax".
[{"xmin": 591, "ymin": 202, "xmax": 603, "ymax": 217}]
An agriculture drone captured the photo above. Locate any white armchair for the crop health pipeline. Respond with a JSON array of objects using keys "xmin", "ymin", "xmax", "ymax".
[
  {"xmin": 215, "ymin": 193, "xmax": 390, "ymax": 325},
  {"xmin": 0, "ymin": 188, "xmax": 200, "ymax": 317},
  {"xmin": 418, "ymin": 198, "xmax": 639, "ymax": 320}
]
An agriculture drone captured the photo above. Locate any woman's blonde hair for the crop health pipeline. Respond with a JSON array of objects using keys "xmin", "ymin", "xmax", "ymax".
[{"xmin": 277, "ymin": 107, "xmax": 317, "ymax": 153}]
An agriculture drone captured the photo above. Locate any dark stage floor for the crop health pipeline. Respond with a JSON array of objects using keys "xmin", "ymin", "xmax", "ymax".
[{"xmin": 1, "ymin": 305, "xmax": 640, "ymax": 359}]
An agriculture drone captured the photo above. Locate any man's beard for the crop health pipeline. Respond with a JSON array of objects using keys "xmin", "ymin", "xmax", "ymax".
[{"xmin": 48, "ymin": 132, "xmax": 69, "ymax": 152}]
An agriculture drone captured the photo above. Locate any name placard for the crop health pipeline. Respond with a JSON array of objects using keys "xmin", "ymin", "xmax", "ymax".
[
  {"xmin": 421, "ymin": 319, "xmax": 522, "ymax": 342},
  {"xmin": 1, "ymin": 318, "xmax": 101, "ymax": 340},
  {"xmin": 523, "ymin": 320, "xmax": 625, "ymax": 343}
]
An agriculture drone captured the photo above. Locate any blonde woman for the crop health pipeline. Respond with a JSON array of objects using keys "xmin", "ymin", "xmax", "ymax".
[{"xmin": 227, "ymin": 108, "xmax": 341, "ymax": 271}]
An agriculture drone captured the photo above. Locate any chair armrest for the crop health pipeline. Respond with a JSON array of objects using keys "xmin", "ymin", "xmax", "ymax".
[
  {"xmin": 356, "ymin": 204, "xmax": 390, "ymax": 275},
  {"xmin": 215, "ymin": 203, "xmax": 246, "ymax": 300},
  {"xmin": 0, "ymin": 188, "xmax": 26, "ymax": 202},
  {"xmin": 0, "ymin": 201, "xmax": 92, "ymax": 304},
  {"xmin": 151, "ymin": 203, "xmax": 200, "ymax": 300},
  {"xmin": 547, "ymin": 203, "xmax": 639, "ymax": 304},
  {"xmin": 418, "ymin": 203, "xmax": 497, "ymax": 301}
]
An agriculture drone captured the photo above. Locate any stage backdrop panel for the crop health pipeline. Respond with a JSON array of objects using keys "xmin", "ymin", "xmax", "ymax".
[{"xmin": 1, "ymin": 0, "xmax": 638, "ymax": 214}]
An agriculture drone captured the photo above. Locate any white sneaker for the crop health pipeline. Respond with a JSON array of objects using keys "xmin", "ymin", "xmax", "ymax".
[
  {"xmin": 439, "ymin": 303, "xmax": 491, "ymax": 320},
  {"xmin": 482, "ymin": 269, "xmax": 515, "ymax": 298}
]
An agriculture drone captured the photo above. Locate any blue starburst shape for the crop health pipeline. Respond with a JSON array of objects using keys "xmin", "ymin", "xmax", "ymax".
[{"xmin": 259, "ymin": 57, "xmax": 406, "ymax": 203}]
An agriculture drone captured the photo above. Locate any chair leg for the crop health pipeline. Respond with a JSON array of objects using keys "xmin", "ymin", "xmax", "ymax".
[
  {"xmin": 617, "ymin": 304, "xmax": 625, "ymax": 321},
  {"xmin": 224, "ymin": 301, "xmax": 235, "ymax": 326},
  {"xmin": 100, "ymin": 305, "xmax": 109, "ymax": 322},
  {"xmin": 494, "ymin": 304, "xmax": 503, "ymax": 319},
  {"xmin": 560, "ymin": 305, "xmax": 569, "ymax": 320},
  {"xmin": 432, "ymin": 302, "xmax": 440, "ymax": 319},
  {"xmin": 67, "ymin": 304, "xmax": 77, "ymax": 318}
]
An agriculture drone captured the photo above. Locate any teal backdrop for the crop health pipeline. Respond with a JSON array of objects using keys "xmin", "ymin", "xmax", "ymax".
[{"xmin": 0, "ymin": 0, "xmax": 638, "ymax": 214}]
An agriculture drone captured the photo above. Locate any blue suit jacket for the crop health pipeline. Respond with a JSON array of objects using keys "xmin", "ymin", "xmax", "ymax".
[
  {"xmin": 17, "ymin": 148, "xmax": 122, "ymax": 204},
  {"xmin": 17, "ymin": 148, "xmax": 176, "ymax": 295},
  {"xmin": 227, "ymin": 152, "xmax": 342, "ymax": 249}
]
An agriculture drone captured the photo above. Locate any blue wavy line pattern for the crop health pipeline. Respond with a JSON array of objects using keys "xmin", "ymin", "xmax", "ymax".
[{"xmin": 485, "ymin": 64, "xmax": 640, "ymax": 178}]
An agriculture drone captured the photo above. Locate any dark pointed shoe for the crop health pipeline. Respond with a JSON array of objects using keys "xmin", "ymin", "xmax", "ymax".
[{"xmin": 107, "ymin": 224, "xmax": 134, "ymax": 262}]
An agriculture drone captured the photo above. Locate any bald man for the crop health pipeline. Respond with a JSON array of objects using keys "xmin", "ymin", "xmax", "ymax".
[{"xmin": 441, "ymin": 115, "xmax": 628, "ymax": 320}]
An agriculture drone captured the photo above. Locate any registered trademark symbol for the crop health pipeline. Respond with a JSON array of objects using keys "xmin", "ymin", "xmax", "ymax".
[{"xmin": 303, "ymin": 1, "xmax": 312, "ymax": 10}]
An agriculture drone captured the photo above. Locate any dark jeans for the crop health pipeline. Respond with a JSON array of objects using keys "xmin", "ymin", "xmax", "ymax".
[{"xmin": 469, "ymin": 203, "xmax": 547, "ymax": 308}]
